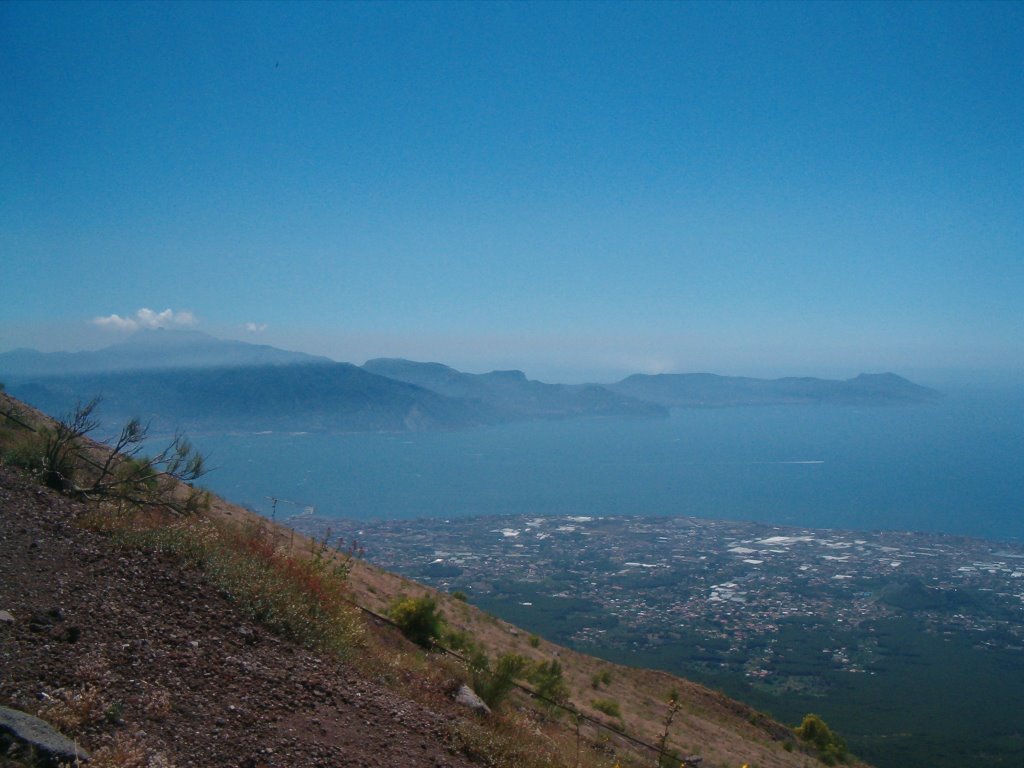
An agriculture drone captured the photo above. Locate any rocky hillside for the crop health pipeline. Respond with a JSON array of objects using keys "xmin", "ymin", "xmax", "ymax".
[
  {"xmin": 0, "ymin": 464, "xmax": 498, "ymax": 768},
  {"xmin": 0, "ymin": 392, "xmax": 860, "ymax": 768}
]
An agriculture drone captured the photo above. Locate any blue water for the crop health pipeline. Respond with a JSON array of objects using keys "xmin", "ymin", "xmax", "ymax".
[{"xmin": 188, "ymin": 388, "xmax": 1024, "ymax": 542}]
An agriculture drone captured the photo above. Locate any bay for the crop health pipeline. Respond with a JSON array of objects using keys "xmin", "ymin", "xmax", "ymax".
[{"xmin": 187, "ymin": 387, "xmax": 1024, "ymax": 542}]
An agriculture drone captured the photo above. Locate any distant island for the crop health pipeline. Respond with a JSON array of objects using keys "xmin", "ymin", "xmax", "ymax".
[{"xmin": 0, "ymin": 330, "xmax": 939, "ymax": 433}]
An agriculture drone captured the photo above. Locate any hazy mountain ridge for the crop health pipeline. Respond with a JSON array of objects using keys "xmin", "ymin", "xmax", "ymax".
[
  {"xmin": 0, "ymin": 329, "xmax": 330, "ymax": 377},
  {"xmin": 0, "ymin": 333, "xmax": 939, "ymax": 434},
  {"xmin": 5, "ymin": 363, "xmax": 499, "ymax": 434},
  {"xmin": 363, "ymin": 358, "xmax": 667, "ymax": 420},
  {"xmin": 1, "ymin": 333, "xmax": 500, "ymax": 432}
]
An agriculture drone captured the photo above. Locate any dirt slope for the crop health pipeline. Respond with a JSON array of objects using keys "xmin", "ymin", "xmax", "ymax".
[{"xmin": 0, "ymin": 465, "xmax": 480, "ymax": 768}]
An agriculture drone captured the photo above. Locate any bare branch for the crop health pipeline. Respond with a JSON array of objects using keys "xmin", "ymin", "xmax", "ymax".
[{"xmin": 40, "ymin": 397, "xmax": 209, "ymax": 515}]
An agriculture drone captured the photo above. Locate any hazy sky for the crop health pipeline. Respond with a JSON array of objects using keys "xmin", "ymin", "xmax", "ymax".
[{"xmin": 2, "ymin": 1, "xmax": 1021, "ymax": 384}]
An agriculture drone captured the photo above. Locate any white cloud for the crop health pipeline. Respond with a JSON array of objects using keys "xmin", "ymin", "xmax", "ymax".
[
  {"xmin": 92, "ymin": 313, "xmax": 138, "ymax": 331},
  {"xmin": 243, "ymin": 322, "xmax": 268, "ymax": 333},
  {"xmin": 92, "ymin": 307, "xmax": 199, "ymax": 332}
]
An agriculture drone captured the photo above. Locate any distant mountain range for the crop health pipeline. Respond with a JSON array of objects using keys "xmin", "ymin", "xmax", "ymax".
[
  {"xmin": 0, "ymin": 329, "xmax": 328, "ymax": 376},
  {"xmin": 362, "ymin": 358, "xmax": 664, "ymax": 420},
  {"xmin": 6, "ymin": 363, "xmax": 501, "ymax": 434},
  {"xmin": 0, "ymin": 330, "xmax": 939, "ymax": 433}
]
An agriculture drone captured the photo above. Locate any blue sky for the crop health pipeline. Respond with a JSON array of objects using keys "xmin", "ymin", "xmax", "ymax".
[{"xmin": 2, "ymin": 1, "xmax": 1021, "ymax": 384}]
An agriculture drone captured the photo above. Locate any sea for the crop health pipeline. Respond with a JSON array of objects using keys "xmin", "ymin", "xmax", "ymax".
[{"xmin": 187, "ymin": 387, "xmax": 1024, "ymax": 543}]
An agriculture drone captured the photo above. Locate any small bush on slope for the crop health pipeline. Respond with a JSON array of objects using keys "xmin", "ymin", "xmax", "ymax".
[
  {"xmin": 796, "ymin": 713, "xmax": 851, "ymax": 765},
  {"xmin": 389, "ymin": 594, "xmax": 444, "ymax": 648},
  {"xmin": 591, "ymin": 699, "xmax": 621, "ymax": 719},
  {"xmin": 469, "ymin": 651, "xmax": 529, "ymax": 710}
]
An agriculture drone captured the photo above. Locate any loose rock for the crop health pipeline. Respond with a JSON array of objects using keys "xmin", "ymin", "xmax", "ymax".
[
  {"xmin": 454, "ymin": 684, "xmax": 491, "ymax": 717},
  {"xmin": 0, "ymin": 704, "xmax": 91, "ymax": 765}
]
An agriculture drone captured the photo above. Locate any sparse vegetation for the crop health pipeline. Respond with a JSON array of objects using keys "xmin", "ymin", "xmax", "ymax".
[
  {"xmin": 2, "ymin": 396, "xmax": 207, "ymax": 515},
  {"xmin": 528, "ymin": 633, "xmax": 540, "ymax": 648},
  {"xmin": 591, "ymin": 669, "xmax": 613, "ymax": 689},
  {"xmin": 527, "ymin": 659, "xmax": 569, "ymax": 714},
  {"xmin": 38, "ymin": 683, "xmax": 108, "ymax": 732},
  {"xmin": 88, "ymin": 733, "xmax": 159, "ymax": 768},
  {"xmin": 121, "ymin": 515, "xmax": 365, "ymax": 655},
  {"xmin": 656, "ymin": 690, "xmax": 680, "ymax": 768},
  {"xmin": 590, "ymin": 698, "xmax": 621, "ymax": 718},
  {"xmin": 443, "ymin": 713, "xmax": 565, "ymax": 768}
]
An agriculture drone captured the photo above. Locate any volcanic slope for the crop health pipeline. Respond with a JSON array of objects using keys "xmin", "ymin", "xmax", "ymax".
[{"xmin": 0, "ymin": 393, "xmax": 855, "ymax": 768}]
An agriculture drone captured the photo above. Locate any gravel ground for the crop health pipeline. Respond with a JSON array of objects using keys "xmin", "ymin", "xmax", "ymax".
[{"xmin": 0, "ymin": 465, "xmax": 484, "ymax": 767}]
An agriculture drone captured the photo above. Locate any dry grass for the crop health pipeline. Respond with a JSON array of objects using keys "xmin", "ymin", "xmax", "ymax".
[
  {"xmin": 86, "ymin": 734, "xmax": 153, "ymax": 768},
  {"xmin": 26, "ymin": 646, "xmax": 172, "ymax": 768},
  {"xmin": 38, "ymin": 685, "xmax": 108, "ymax": 732},
  {"xmin": 111, "ymin": 513, "xmax": 365, "ymax": 656},
  {"xmin": 138, "ymin": 684, "xmax": 173, "ymax": 722},
  {"xmin": 93, "ymin": 501, "xmax": 608, "ymax": 768}
]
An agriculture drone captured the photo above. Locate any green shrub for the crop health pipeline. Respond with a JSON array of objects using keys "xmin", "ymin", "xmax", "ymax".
[
  {"xmin": 528, "ymin": 659, "xmax": 569, "ymax": 711},
  {"xmin": 389, "ymin": 595, "xmax": 444, "ymax": 647},
  {"xmin": 443, "ymin": 626, "xmax": 478, "ymax": 653},
  {"xmin": 1, "ymin": 399, "xmax": 38, "ymax": 449},
  {"xmin": 657, "ymin": 747, "xmax": 681, "ymax": 768},
  {"xmin": 1, "ymin": 428, "xmax": 45, "ymax": 472},
  {"xmin": 795, "ymin": 713, "xmax": 850, "ymax": 764},
  {"xmin": 470, "ymin": 651, "xmax": 529, "ymax": 709},
  {"xmin": 591, "ymin": 669, "xmax": 612, "ymax": 689},
  {"xmin": 527, "ymin": 634, "xmax": 540, "ymax": 648},
  {"xmin": 452, "ymin": 590, "xmax": 468, "ymax": 602},
  {"xmin": 591, "ymin": 698, "xmax": 621, "ymax": 718}
]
